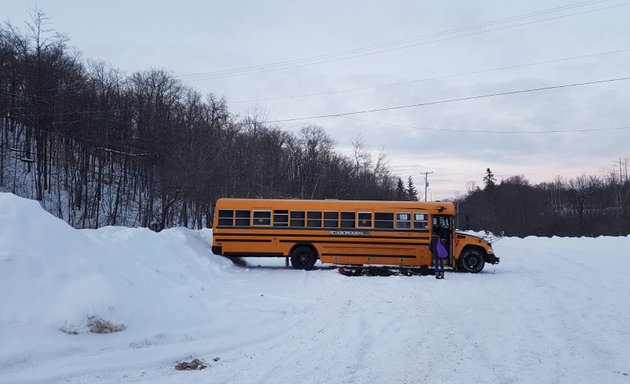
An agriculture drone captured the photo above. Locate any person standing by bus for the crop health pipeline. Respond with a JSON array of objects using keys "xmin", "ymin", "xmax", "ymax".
[{"xmin": 431, "ymin": 234, "xmax": 448, "ymax": 279}]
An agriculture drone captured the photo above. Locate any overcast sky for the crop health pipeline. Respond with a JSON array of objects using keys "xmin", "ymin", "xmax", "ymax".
[{"xmin": 3, "ymin": 0, "xmax": 629, "ymax": 199}]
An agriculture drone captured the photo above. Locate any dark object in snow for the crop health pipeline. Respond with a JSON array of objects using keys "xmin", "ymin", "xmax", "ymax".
[
  {"xmin": 88, "ymin": 316, "xmax": 126, "ymax": 334},
  {"xmin": 175, "ymin": 358, "xmax": 208, "ymax": 370},
  {"xmin": 224, "ymin": 255, "xmax": 247, "ymax": 266},
  {"xmin": 149, "ymin": 222, "xmax": 162, "ymax": 232},
  {"xmin": 213, "ymin": 357, "xmax": 221, "ymax": 362},
  {"xmin": 338, "ymin": 266, "xmax": 432, "ymax": 277}
]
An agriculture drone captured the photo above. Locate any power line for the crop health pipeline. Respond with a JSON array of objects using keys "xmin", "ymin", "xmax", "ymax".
[
  {"xmin": 229, "ymin": 47, "xmax": 630, "ymax": 104},
  {"xmin": 179, "ymin": 0, "xmax": 612, "ymax": 79},
  {"xmin": 177, "ymin": 0, "xmax": 624, "ymax": 81},
  {"xmin": 340, "ymin": 116, "xmax": 630, "ymax": 135},
  {"xmin": 263, "ymin": 75, "xmax": 630, "ymax": 123}
]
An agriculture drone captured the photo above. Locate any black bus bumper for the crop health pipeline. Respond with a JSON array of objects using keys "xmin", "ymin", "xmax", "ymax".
[{"xmin": 485, "ymin": 254, "xmax": 500, "ymax": 264}]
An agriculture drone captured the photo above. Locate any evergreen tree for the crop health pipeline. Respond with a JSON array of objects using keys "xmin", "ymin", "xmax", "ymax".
[
  {"xmin": 483, "ymin": 168, "xmax": 497, "ymax": 189},
  {"xmin": 395, "ymin": 178, "xmax": 407, "ymax": 200},
  {"xmin": 407, "ymin": 176, "xmax": 418, "ymax": 201}
]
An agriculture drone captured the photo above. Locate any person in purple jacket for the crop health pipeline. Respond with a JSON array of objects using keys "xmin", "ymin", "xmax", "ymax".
[{"xmin": 430, "ymin": 234, "xmax": 448, "ymax": 279}]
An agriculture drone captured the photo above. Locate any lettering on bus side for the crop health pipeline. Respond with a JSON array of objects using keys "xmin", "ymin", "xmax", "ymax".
[{"xmin": 329, "ymin": 230, "xmax": 371, "ymax": 237}]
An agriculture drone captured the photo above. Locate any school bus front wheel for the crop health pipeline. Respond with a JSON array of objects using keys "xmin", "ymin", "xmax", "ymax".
[{"xmin": 459, "ymin": 248, "xmax": 486, "ymax": 273}]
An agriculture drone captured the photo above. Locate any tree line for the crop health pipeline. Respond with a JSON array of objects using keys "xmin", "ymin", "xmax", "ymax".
[
  {"xmin": 456, "ymin": 166, "xmax": 630, "ymax": 237},
  {"xmin": 0, "ymin": 13, "xmax": 403, "ymax": 229}
]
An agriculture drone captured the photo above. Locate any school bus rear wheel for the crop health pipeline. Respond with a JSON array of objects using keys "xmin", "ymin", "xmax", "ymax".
[{"xmin": 290, "ymin": 246, "xmax": 317, "ymax": 270}]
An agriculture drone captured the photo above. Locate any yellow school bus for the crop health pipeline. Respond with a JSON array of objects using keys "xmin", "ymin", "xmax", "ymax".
[{"xmin": 211, "ymin": 198, "xmax": 499, "ymax": 272}]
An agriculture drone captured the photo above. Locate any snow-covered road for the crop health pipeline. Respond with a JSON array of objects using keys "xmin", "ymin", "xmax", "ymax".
[{"xmin": 1, "ymin": 193, "xmax": 629, "ymax": 383}]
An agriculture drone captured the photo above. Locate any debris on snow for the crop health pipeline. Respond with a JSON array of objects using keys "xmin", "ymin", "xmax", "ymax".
[
  {"xmin": 175, "ymin": 358, "xmax": 207, "ymax": 371},
  {"xmin": 58, "ymin": 316, "xmax": 126, "ymax": 335},
  {"xmin": 88, "ymin": 316, "xmax": 126, "ymax": 334}
]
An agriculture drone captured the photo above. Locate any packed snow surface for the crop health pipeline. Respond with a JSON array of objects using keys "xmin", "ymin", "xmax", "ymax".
[{"xmin": 1, "ymin": 192, "xmax": 629, "ymax": 384}]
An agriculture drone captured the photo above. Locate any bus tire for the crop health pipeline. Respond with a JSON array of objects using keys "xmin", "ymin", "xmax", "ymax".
[
  {"xmin": 460, "ymin": 249, "xmax": 485, "ymax": 273},
  {"xmin": 290, "ymin": 246, "xmax": 317, "ymax": 270}
]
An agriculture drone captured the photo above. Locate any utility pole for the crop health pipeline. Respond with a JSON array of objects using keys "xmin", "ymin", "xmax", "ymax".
[{"xmin": 421, "ymin": 171, "xmax": 434, "ymax": 202}]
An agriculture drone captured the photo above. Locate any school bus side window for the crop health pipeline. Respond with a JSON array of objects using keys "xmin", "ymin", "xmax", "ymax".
[
  {"xmin": 340, "ymin": 212, "xmax": 356, "ymax": 228},
  {"xmin": 218, "ymin": 209, "xmax": 234, "ymax": 226},
  {"xmin": 396, "ymin": 212, "xmax": 411, "ymax": 229},
  {"xmin": 274, "ymin": 210, "xmax": 288, "ymax": 227},
  {"xmin": 374, "ymin": 212, "xmax": 394, "ymax": 229},
  {"xmin": 413, "ymin": 213, "xmax": 428, "ymax": 230},
  {"xmin": 358, "ymin": 212, "xmax": 373, "ymax": 228},
  {"xmin": 253, "ymin": 210, "xmax": 271, "ymax": 226},
  {"xmin": 290, "ymin": 211, "xmax": 305, "ymax": 227},
  {"xmin": 324, "ymin": 211, "xmax": 339, "ymax": 228},
  {"xmin": 307, "ymin": 211, "xmax": 322, "ymax": 228},
  {"xmin": 235, "ymin": 210, "xmax": 251, "ymax": 226}
]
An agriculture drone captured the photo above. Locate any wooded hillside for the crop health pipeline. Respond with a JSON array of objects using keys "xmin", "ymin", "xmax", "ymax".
[{"xmin": 0, "ymin": 15, "xmax": 398, "ymax": 229}]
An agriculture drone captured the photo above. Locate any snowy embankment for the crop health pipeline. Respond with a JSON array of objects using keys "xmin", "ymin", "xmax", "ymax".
[{"xmin": 1, "ymin": 192, "xmax": 629, "ymax": 384}]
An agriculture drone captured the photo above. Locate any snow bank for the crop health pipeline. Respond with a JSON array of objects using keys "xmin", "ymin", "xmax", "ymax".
[{"xmin": 0, "ymin": 193, "xmax": 234, "ymax": 376}]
